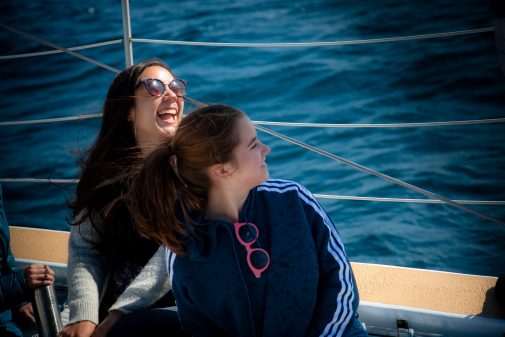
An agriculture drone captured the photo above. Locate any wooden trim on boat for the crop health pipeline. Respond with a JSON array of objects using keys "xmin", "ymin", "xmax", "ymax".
[
  {"xmin": 9, "ymin": 226, "xmax": 505, "ymax": 321},
  {"xmin": 10, "ymin": 226, "xmax": 69, "ymax": 264},
  {"xmin": 352, "ymin": 262, "xmax": 503, "ymax": 320}
]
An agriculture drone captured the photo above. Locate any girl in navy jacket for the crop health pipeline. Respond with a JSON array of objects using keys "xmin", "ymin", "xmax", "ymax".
[{"xmin": 127, "ymin": 104, "xmax": 367, "ymax": 337}]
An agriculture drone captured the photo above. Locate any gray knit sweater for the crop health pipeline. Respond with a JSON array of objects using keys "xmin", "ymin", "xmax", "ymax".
[{"xmin": 67, "ymin": 221, "xmax": 170, "ymax": 325}]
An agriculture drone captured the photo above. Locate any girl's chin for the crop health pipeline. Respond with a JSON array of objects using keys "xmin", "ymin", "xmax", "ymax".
[{"xmin": 159, "ymin": 125, "xmax": 177, "ymax": 137}]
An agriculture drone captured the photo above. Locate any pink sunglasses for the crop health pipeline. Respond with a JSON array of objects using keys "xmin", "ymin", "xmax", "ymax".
[{"xmin": 233, "ymin": 222, "xmax": 270, "ymax": 278}]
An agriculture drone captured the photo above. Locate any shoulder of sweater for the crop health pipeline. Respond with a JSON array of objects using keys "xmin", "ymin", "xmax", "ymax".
[{"xmin": 70, "ymin": 218, "xmax": 100, "ymax": 242}]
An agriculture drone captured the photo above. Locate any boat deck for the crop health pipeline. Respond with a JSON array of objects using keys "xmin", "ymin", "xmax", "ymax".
[{"xmin": 10, "ymin": 226, "xmax": 505, "ymax": 336}]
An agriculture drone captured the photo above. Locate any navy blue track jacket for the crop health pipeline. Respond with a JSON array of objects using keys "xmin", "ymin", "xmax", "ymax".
[{"xmin": 166, "ymin": 179, "xmax": 360, "ymax": 337}]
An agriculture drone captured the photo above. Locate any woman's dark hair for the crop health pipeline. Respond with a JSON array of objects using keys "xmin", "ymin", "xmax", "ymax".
[
  {"xmin": 127, "ymin": 104, "xmax": 245, "ymax": 255},
  {"xmin": 69, "ymin": 59, "xmax": 173, "ymax": 258}
]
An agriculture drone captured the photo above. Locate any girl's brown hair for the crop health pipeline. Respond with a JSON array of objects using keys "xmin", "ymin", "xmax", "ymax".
[{"xmin": 127, "ymin": 104, "xmax": 245, "ymax": 255}]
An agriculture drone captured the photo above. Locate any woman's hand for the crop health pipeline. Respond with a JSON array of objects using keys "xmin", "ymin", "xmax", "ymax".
[
  {"xmin": 17, "ymin": 302, "xmax": 36, "ymax": 323},
  {"xmin": 24, "ymin": 264, "xmax": 55, "ymax": 288},
  {"xmin": 59, "ymin": 321, "xmax": 97, "ymax": 337},
  {"xmin": 91, "ymin": 310, "xmax": 125, "ymax": 337}
]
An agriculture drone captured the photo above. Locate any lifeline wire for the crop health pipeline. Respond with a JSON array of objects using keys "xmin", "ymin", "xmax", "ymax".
[
  {"xmin": 0, "ymin": 27, "xmax": 494, "ymax": 59},
  {"xmin": 255, "ymin": 124, "xmax": 505, "ymax": 227},
  {"xmin": 131, "ymin": 27, "xmax": 495, "ymax": 48},
  {"xmin": 1, "ymin": 177, "xmax": 503, "ymax": 205},
  {"xmin": 0, "ymin": 114, "xmax": 103, "ymax": 126},
  {"xmin": 0, "ymin": 98, "xmax": 205, "ymax": 127},
  {"xmin": 0, "ymin": 40, "xmax": 123, "ymax": 60},
  {"xmin": 312, "ymin": 194, "xmax": 505, "ymax": 205},
  {"xmin": 0, "ymin": 178, "xmax": 78, "ymax": 184},
  {"xmin": 2, "ymin": 114, "xmax": 504, "ymax": 128},
  {"xmin": 0, "ymin": 23, "xmax": 121, "ymax": 73},
  {"xmin": 254, "ymin": 118, "xmax": 505, "ymax": 128}
]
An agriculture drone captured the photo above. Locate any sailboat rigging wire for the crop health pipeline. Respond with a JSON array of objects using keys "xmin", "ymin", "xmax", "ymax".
[
  {"xmin": 254, "ymin": 124, "xmax": 505, "ymax": 226},
  {"xmin": 2, "ymin": 114, "xmax": 504, "ymax": 127},
  {"xmin": 0, "ymin": 28, "xmax": 493, "ymax": 60},
  {"xmin": 254, "ymin": 118, "xmax": 505, "ymax": 128},
  {"xmin": 0, "ymin": 96, "xmax": 201, "ymax": 126},
  {"xmin": 0, "ymin": 114, "xmax": 103, "ymax": 126},
  {"xmin": 1, "ymin": 178, "xmax": 503, "ymax": 205},
  {"xmin": 0, "ymin": 23, "xmax": 121, "ymax": 74},
  {"xmin": 184, "ymin": 96, "xmax": 208, "ymax": 108},
  {"xmin": 0, "ymin": 40, "xmax": 122, "ymax": 60},
  {"xmin": 313, "ymin": 194, "xmax": 505, "ymax": 205},
  {"xmin": 131, "ymin": 27, "xmax": 494, "ymax": 48},
  {"xmin": 0, "ymin": 178, "xmax": 78, "ymax": 184}
]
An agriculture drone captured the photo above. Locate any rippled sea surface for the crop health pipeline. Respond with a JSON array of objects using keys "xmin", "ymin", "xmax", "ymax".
[{"xmin": 1, "ymin": 0, "xmax": 504, "ymax": 276}]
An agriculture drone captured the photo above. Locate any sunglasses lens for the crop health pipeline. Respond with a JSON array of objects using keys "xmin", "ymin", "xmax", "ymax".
[
  {"xmin": 145, "ymin": 79, "xmax": 164, "ymax": 96},
  {"xmin": 238, "ymin": 224, "xmax": 258, "ymax": 243},
  {"xmin": 169, "ymin": 79, "xmax": 187, "ymax": 97},
  {"xmin": 250, "ymin": 250, "xmax": 269, "ymax": 269}
]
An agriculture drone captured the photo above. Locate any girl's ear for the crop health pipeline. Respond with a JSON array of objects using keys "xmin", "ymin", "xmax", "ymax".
[{"xmin": 209, "ymin": 163, "xmax": 234, "ymax": 179}]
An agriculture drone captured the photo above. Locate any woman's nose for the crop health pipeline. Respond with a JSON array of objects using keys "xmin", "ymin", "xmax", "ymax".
[{"xmin": 162, "ymin": 86, "xmax": 178, "ymax": 100}]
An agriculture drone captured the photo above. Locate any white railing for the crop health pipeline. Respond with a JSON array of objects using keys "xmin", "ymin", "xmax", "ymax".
[{"xmin": 0, "ymin": 1, "xmax": 503, "ymax": 226}]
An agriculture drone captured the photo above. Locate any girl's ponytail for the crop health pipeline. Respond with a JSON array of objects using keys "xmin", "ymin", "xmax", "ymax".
[{"xmin": 127, "ymin": 142, "xmax": 188, "ymax": 255}]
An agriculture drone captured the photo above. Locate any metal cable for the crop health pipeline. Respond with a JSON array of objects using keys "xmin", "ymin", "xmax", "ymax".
[
  {"xmin": 313, "ymin": 194, "xmax": 505, "ymax": 205},
  {"xmin": 131, "ymin": 27, "xmax": 494, "ymax": 48},
  {"xmin": 0, "ymin": 114, "xmax": 102, "ymax": 126},
  {"xmin": 0, "ymin": 178, "xmax": 78, "ymax": 184},
  {"xmin": 255, "ymin": 124, "xmax": 505, "ymax": 226},
  {"xmin": 0, "ymin": 40, "xmax": 122, "ymax": 60},
  {"xmin": 0, "ymin": 27, "xmax": 493, "ymax": 61},
  {"xmin": 0, "ymin": 95, "xmax": 204, "ymax": 126},
  {"xmin": 254, "ymin": 118, "xmax": 505, "ymax": 128},
  {"xmin": 1, "ymin": 178, "xmax": 503, "ymax": 205},
  {"xmin": 0, "ymin": 23, "xmax": 120, "ymax": 73},
  {"xmin": 2, "ymin": 114, "xmax": 504, "ymax": 128}
]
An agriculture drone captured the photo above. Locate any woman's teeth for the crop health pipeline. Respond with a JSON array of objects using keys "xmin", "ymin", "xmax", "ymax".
[{"xmin": 158, "ymin": 109, "xmax": 177, "ymax": 121}]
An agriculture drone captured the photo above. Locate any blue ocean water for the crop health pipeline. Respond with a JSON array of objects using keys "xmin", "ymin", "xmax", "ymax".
[{"xmin": 0, "ymin": 0, "xmax": 504, "ymax": 276}]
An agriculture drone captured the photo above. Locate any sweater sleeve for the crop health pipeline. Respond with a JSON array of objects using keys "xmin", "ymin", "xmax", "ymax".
[
  {"xmin": 109, "ymin": 245, "xmax": 171, "ymax": 314},
  {"xmin": 303, "ymin": 192, "xmax": 358, "ymax": 337},
  {"xmin": 66, "ymin": 220, "xmax": 109, "ymax": 325}
]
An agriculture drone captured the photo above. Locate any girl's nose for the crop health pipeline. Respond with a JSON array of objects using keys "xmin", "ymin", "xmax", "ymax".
[{"xmin": 263, "ymin": 144, "xmax": 270, "ymax": 155}]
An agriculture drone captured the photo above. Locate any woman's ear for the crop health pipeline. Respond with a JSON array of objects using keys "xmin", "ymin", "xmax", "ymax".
[{"xmin": 209, "ymin": 163, "xmax": 234, "ymax": 180}]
